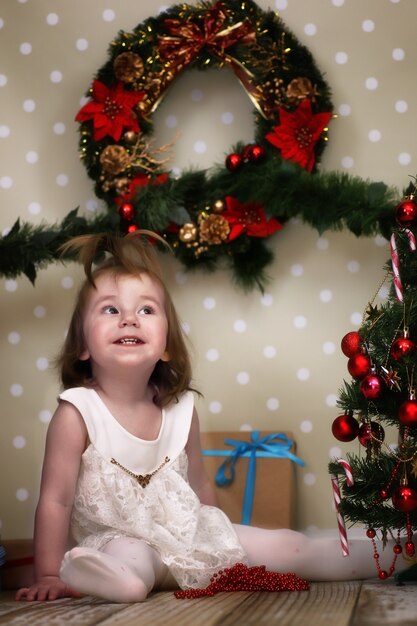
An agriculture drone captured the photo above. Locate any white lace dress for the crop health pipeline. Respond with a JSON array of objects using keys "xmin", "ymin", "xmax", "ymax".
[{"xmin": 59, "ymin": 387, "xmax": 248, "ymax": 589}]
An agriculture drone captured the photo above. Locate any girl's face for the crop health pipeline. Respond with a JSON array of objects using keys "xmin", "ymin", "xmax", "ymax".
[{"xmin": 79, "ymin": 272, "xmax": 169, "ymax": 379}]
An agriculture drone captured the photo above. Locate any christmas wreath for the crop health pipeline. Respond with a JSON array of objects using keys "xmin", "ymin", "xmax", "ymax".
[{"xmin": 0, "ymin": 0, "xmax": 400, "ymax": 289}]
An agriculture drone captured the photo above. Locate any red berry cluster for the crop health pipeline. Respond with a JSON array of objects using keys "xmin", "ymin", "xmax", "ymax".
[{"xmin": 174, "ymin": 562, "xmax": 310, "ymax": 599}]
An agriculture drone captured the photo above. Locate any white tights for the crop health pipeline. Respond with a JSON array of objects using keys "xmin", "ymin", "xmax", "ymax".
[{"xmin": 60, "ymin": 528, "xmax": 409, "ymax": 603}]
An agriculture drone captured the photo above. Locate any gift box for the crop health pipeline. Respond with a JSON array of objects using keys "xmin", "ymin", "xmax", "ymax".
[
  {"xmin": 0, "ymin": 539, "xmax": 34, "ymax": 589},
  {"xmin": 200, "ymin": 431, "xmax": 303, "ymax": 529}
]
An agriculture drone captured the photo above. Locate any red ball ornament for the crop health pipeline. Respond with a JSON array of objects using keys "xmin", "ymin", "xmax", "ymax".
[
  {"xmin": 393, "ymin": 544, "xmax": 402, "ymax": 555},
  {"xmin": 405, "ymin": 541, "xmax": 416, "ymax": 557},
  {"xmin": 341, "ymin": 331, "xmax": 362, "ymax": 358},
  {"xmin": 347, "ymin": 354, "xmax": 371, "ymax": 379},
  {"xmin": 118, "ymin": 201, "xmax": 135, "ymax": 221},
  {"xmin": 360, "ymin": 374, "xmax": 384, "ymax": 400},
  {"xmin": 331, "ymin": 413, "xmax": 359, "ymax": 442},
  {"xmin": 366, "ymin": 528, "xmax": 376, "ymax": 539},
  {"xmin": 391, "ymin": 484, "xmax": 417, "ymax": 512},
  {"xmin": 378, "ymin": 570, "xmax": 389, "ymax": 580},
  {"xmin": 127, "ymin": 224, "xmax": 138, "ymax": 233},
  {"xmin": 358, "ymin": 422, "xmax": 385, "ymax": 447},
  {"xmin": 399, "ymin": 398, "xmax": 417, "ymax": 425},
  {"xmin": 390, "ymin": 335, "xmax": 415, "ymax": 361},
  {"xmin": 395, "ymin": 198, "xmax": 417, "ymax": 227},
  {"xmin": 242, "ymin": 143, "xmax": 265, "ymax": 163},
  {"xmin": 225, "ymin": 152, "xmax": 243, "ymax": 172}
]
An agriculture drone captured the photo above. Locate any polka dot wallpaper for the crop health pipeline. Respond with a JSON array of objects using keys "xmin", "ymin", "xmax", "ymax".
[{"xmin": 1, "ymin": 0, "xmax": 416, "ymax": 539}]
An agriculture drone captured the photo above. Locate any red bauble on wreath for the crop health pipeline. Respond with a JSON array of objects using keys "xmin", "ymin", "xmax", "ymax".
[
  {"xmin": 395, "ymin": 197, "xmax": 417, "ymax": 227},
  {"xmin": 118, "ymin": 201, "xmax": 135, "ymax": 221},
  {"xmin": 341, "ymin": 331, "xmax": 362, "ymax": 358},
  {"xmin": 225, "ymin": 153, "xmax": 243, "ymax": 172},
  {"xmin": 347, "ymin": 353, "xmax": 371, "ymax": 379},
  {"xmin": 332, "ymin": 413, "xmax": 359, "ymax": 442}
]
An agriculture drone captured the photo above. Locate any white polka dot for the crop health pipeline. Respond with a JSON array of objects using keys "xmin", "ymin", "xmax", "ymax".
[
  {"xmin": 275, "ymin": 0, "xmax": 288, "ymax": 9},
  {"xmin": 260, "ymin": 293, "xmax": 273, "ymax": 306},
  {"xmin": 16, "ymin": 489, "xmax": 29, "ymax": 502},
  {"xmin": 28, "ymin": 201, "xmax": 41, "ymax": 215},
  {"xmin": 341, "ymin": 156, "xmax": 354, "ymax": 169},
  {"xmin": 239, "ymin": 424, "xmax": 253, "ymax": 432},
  {"xmin": 395, "ymin": 100, "xmax": 408, "ymax": 113},
  {"xmin": 5, "ymin": 279, "xmax": 17, "ymax": 292},
  {"xmin": 291, "ymin": 263, "xmax": 303, "ymax": 277},
  {"xmin": 50, "ymin": 71, "xmax": 63, "ymax": 83},
  {"xmin": 8, "ymin": 331, "xmax": 21, "ymax": 345},
  {"xmin": 102, "ymin": 9, "xmax": 116, "ymax": 22},
  {"xmin": 379, "ymin": 285, "xmax": 389, "ymax": 300},
  {"xmin": 209, "ymin": 401, "xmax": 222, "ymax": 414},
  {"xmin": 206, "ymin": 349, "xmax": 219, "ymax": 362},
  {"xmin": 304, "ymin": 23, "xmax": 317, "ymax": 36},
  {"xmin": 33, "ymin": 305, "xmax": 46, "ymax": 318},
  {"xmin": 36, "ymin": 357, "xmax": 49, "ymax": 371},
  {"xmin": 0, "ymin": 125, "xmax": 10, "ymax": 137},
  {"xmin": 39, "ymin": 409, "xmax": 52, "ymax": 424},
  {"xmin": 25, "ymin": 151, "xmax": 39, "ymax": 164},
  {"xmin": 13, "ymin": 436, "xmax": 26, "ymax": 449},
  {"xmin": 368, "ymin": 129, "xmax": 381, "ymax": 142},
  {"xmin": 237, "ymin": 372, "xmax": 250, "ymax": 385},
  {"xmin": 338, "ymin": 104, "xmax": 351, "ymax": 116},
  {"xmin": 398, "ymin": 152, "xmax": 411, "ymax": 165},
  {"xmin": 56, "ymin": 174, "xmax": 69, "ymax": 186},
  {"xmin": 86, "ymin": 199, "xmax": 98, "ymax": 212},
  {"xmin": 326, "ymin": 394, "xmax": 338, "ymax": 407},
  {"xmin": 10, "ymin": 384, "xmax": 23, "ymax": 397},
  {"xmin": 23, "ymin": 99, "xmax": 36, "ymax": 112},
  {"xmin": 76, "ymin": 38, "xmax": 88, "ymax": 51},
  {"xmin": 392, "ymin": 48, "xmax": 405, "ymax": 61},
  {"xmin": 175, "ymin": 270, "xmax": 187, "ymax": 285},
  {"xmin": 181, "ymin": 322, "xmax": 190, "ymax": 335},
  {"xmin": 350, "ymin": 312, "xmax": 362, "ymax": 325},
  {"xmin": 53, "ymin": 122, "xmax": 66, "ymax": 135},
  {"xmin": 300, "ymin": 420, "xmax": 313, "ymax": 433},
  {"xmin": 297, "ymin": 368, "xmax": 310, "ymax": 381},
  {"xmin": 263, "ymin": 346, "xmax": 277, "ymax": 359},
  {"xmin": 19, "ymin": 42, "xmax": 32, "ymax": 55},
  {"xmin": 191, "ymin": 89, "xmax": 203, "ymax": 102},
  {"xmin": 233, "ymin": 320, "xmax": 247, "ymax": 333},
  {"xmin": 0, "ymin": 74, "xmax": 8, "ymax": 87},
  {"xmin": 329, "ymin": 446, "xmax": 342, "ymax": 459},
  {"xmin": 335, "ymin": 52, "xmax": 348, "ymax": 64},
  {"xmin": 323, "ymin": 341, "xmax": 335, "ymax": 355},
  {"xmin": 221, "ymin": 112, "xmax": 234, "ymax": 124},
  {"xmin": 303, "ymin": 473, "xmax": 317, "ymax": 486},
  {"xmin": 332, "ymin": 0, "xmax": 344, "ymax": 5},
  {"xmin": 203, "ymin": 297, "xmax": 216, "ymax": 310},
  {"xmin": 365, "ymin": 77, "xmax": 378, "ymax": 90},
  {"xmin": 319, "ymin": 289, "xmax": 333, "ymax": 303},
  {"xmin": 374, "ymin": 234, "xmax": 387, "ymax": 247},
  {"xmin": 266, "ymin": 398, "xmax": 280, "ymax": 411},
  {"xmin": 316, "ymin": 237, "xmax": 329, "ymax": 250},
  {"xmin": 0, "ymin": 18, "xmax": 3, "ymax": 29},
  {"xmin": 165, "ymin": 115, "xmax": 177, "ymax": 129},
  {"xmin": 171, "ymin": 166, "xmax": 181, "ymax": 177},
  {"xmin": 61, "ymin": 276, "xmax": 74, "ymax": 289},
  {"xmin": 293, "ymin": 315, "xmax": 307, "ymax": 329},
  {"xmin": 46, "ymin": 13, "xmax": 59, "ymax": 25},
  {"xmin": 1, "ymin": 176, "xmax": 13, "ymax": 188},
  {"xmin": 362, "ymin": 20, "xmax": 375, "ymax": 32},
  {"xmin": 193, "ymin": 141, "xmax": 207, "ymax": 154},
  {"xmin": 347, "ymin": 260, "xmax": 360, "ymax": 273}
]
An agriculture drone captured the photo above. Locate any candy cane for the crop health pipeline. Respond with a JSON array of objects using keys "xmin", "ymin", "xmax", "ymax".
[
  {"xmin": 390, "ymin": 229, "xmax": 416, "ymax": 303},
  {"xmin": 336, "ymin": 458, "xmax": 354, "ymax": 487},
  {"xmin": 330, "ymin": 459, "xmax": 354, "ymax": 557}
]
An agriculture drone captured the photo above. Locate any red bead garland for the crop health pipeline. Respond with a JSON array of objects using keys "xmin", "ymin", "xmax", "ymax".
[
  {"xmin": 174, "ymin": 563, "xmax": 310, "ymax": 599},
  {"xmin": 367, "ymin": 529, "xmax": 401, "ymax": 580}
]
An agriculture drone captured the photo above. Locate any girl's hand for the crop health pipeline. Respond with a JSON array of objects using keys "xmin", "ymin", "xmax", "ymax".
[{"xmin": 15, "ymin": 576, "xmax": 81, "ymax": 602}]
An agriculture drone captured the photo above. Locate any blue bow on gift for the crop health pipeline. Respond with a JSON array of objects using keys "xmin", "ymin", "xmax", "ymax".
[{"xmin": 202, "ymin": 431, "xmax": 305, "ymax": 525}]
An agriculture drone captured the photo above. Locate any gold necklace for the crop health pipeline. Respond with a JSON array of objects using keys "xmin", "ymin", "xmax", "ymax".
[{"xmin": 110, "ymin": 456, "xmax": 170, "ymax": 488}]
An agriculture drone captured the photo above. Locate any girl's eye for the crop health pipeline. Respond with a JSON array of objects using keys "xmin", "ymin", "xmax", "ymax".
[
  {"xmin": 102, "ymin": 305, "xmax": 119, "ymax": 314},
  {"xmin": 139, "ymin": 305, "xmax": 154, "ymax": 315}
]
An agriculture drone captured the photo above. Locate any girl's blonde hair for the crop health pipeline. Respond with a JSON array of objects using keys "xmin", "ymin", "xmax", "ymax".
[{"xmin": 56, "ymin": 232, "xmax": 196, "ymax": 407}]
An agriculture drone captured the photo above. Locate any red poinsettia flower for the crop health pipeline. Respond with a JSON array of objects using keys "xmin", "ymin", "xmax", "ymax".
[
  {"xmin": 265, "ymin": 99, "xmax": 332, "ymax": 172},
  {"xmin": 75, "ymin": 80, "xmax": 144, "ymax": 142},
  {"xmin": 222, "ymin": 196, "xmax": 283, "ymax": 241}
]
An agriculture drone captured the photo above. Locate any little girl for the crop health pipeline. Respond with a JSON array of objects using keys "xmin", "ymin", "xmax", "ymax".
[{"xmin": 16, "ymin": 232, "xmax": 409, "ymax": 603}]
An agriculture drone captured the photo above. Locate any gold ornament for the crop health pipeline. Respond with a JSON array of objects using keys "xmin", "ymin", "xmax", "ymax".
[
  {"xmin": 123, "ymin": 130, "xmax": 138, "ymax": 144},
  {"xmin": 199, "ymin": 214, "xmax": 230, "ymax": 245},
  {"xmin": 213, "ymin": 199, "xmax": 225, "ymax": 213},
  {"xmin": 179, "ymin": 223, "xmax": 198, "ymax": 243},
  {"xmin": 286, "ymin": 77, "xmax": 320, "ymax": 103},
  {"xmin": 113, "ymin": 52, "xmax": 144, "ymax": 82},
  {"xmin": 99, "ymin": 145, "xmax": 130, "ymax": 175}
]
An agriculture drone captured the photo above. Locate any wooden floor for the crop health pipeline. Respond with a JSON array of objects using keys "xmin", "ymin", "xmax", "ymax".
[{"xmin": 1, "ymin": 579, "xmax": 417, "ymax": 626}]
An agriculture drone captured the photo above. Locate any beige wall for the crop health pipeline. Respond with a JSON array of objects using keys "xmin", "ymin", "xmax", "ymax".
[{"xmin": 1, "ymin": 0, "xmax": 416, "ymax": 539}]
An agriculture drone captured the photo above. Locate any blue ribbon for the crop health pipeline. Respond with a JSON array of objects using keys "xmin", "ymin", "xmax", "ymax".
[{"xmin": 202, "ymin": 431, "xmax": 305, "ymax": 525}]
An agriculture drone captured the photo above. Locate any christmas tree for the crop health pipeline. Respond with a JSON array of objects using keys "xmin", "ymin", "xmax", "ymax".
[{"xmin": 329, "ymin": 181, "xmax": 417, "ymax": 581}]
